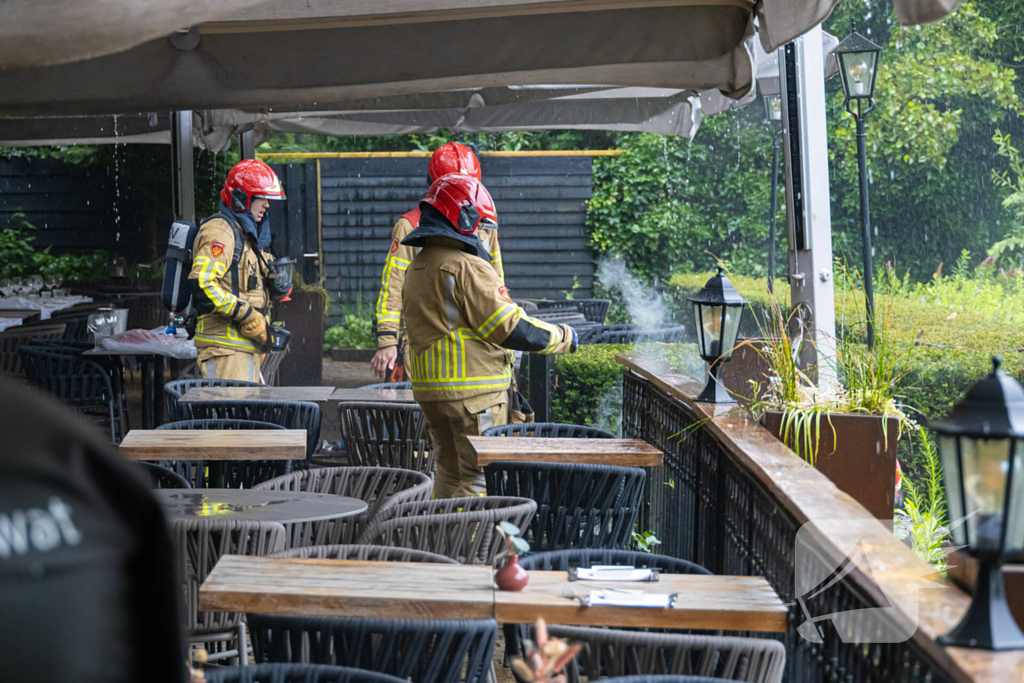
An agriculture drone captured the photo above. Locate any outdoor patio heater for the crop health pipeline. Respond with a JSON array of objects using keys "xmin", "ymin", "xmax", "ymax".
[
  {"xmin": 929, "ymin": 356, "xmax": 1024, "ymax": 650},
  {"xmin": 688, "ymin": 267, "xmax": 747, "ymax": 404}
]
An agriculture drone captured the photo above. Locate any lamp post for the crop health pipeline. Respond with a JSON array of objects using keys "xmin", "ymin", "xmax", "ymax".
[
  {"xmin": 835, "ymin": 31, "xmax": 882, "ymax": 348},
  {"xmin": 689, "ymin": 267, "xmax": 747, "ymax": 403},
  {"xmin": 763, "ymin": 93, "xmax": 784, "ymax": 294},
  {"xmin": 928, "ymin": 356, "xmax": 1024, "ymax": 650}
]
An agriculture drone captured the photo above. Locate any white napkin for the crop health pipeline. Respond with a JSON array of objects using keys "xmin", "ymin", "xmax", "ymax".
[
  {"xmin": 574, "ymin": 566, "xmax": 654, "ymax": 582},
  {"xmin": 587, "ymin": 589, "xmax": 673, "ymax": 608}
]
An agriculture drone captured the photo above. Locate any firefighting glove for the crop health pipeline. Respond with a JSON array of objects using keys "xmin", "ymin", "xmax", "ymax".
[
  {"xmin": 237, "ymin": 306, "xmax": 268, "ymax": 345},
  {"xmin": 559, "ymin": 324, "xmax": 578, "ymax": 353}
]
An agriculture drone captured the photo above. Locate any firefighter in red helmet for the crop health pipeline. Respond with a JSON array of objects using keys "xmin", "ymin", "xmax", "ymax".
[
  {"xmin": 188, "ymin": 159, "xmax": 291, "ymax": 382},
  {"xmin": 402, "ymin": 173, "xmax": 577, "ymax": 498},
  {"xmin": 371, "ymin": 142, "xmax": 504, "ymax": 381}
]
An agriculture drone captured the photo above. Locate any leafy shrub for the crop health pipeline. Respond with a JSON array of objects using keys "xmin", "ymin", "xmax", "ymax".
[
  {"xmin": 323, "ymin": 314, "xmax": 375, "ymax": 351},
  {"xmin": 551, "ymin": 344, "xmax": 631, "ymax": 433},
  {"xmin": 0, "ymin": 213, "xmax": 111, "ymax": 280}
]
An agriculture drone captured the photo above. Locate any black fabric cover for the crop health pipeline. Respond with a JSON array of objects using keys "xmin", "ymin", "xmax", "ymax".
[{"xmin": 0, "ymin": 377, "xmax": 186, "ymax": 683}]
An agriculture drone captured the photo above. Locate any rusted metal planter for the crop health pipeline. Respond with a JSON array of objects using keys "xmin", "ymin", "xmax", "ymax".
[{"xmin": 761, "ymin": 410, "xmax": 898, "ymax": 524}]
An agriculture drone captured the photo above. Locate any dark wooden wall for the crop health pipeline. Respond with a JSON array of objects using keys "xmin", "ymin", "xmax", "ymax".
[{"xmin": 316, "ymin": 155, "xmax": 595, "ymax": 323}]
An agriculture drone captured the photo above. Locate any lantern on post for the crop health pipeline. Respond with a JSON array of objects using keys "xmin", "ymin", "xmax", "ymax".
[
  {"xmin": 763, "ymin": 92, "xmax": 783, "ymax": 293},
  {"xmin": 688, "ymin": 267, "xmax": 747, "ymax": 404},
  {"xmin": 928, "ymin": 356, "xmax": 1024, "ymax": 650}
]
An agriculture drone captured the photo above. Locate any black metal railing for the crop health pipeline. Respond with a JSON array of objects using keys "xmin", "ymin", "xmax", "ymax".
[{"xmin": 622, "ymin": 371, "xmax": 953, "ymax": 683}]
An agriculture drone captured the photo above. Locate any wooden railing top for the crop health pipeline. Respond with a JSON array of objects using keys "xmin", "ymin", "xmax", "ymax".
[{"xmin": 616, "ymin": 352, "xmax": 1024, "ymax": 683}]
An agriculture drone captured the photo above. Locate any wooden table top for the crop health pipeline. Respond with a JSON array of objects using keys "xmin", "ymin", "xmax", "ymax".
[
  {"xmin": 0, "ymin": 309, "xmax": 42, "ymax": 320},
  {"xmin": 198, "ymin": 557, "xmax": 786, "ymax": 632},
  {"xmin": 330, "ymin": 388, "xmax": 417, "ymax": 403},
  {"xmin": 119, "ymin": 429, "xmax": 307, "ymax": 461},
  {"xmin": 468, "ymin": 437, "xmax": 665, "ymax": 467},
  {"xmin": 156, "ymin": 490, "xmax": 367, "ymax": 524},
  {"xmin": 179, "ymin": 386, "xmax": 339, "ymax": 403}
]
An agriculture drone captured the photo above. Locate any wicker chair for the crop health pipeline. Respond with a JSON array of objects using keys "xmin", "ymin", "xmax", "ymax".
[
  {"xmin": 156, "ymin": 419, "xmax": 294, "ymax": 489},
  {"xmin": 357, "ymin": 497, "xmax": 537, "ymax": 565},
  {"xmin": 482, "ymin": 423, "xmax": 614, "ymax": 439},
  {"xmin": 0, "ymin": 323, "xmax": 66, "ymax": 376},
  {"xmin": 203, "ymin": 663, "xmax": 407, "ymax": 683},
  {"xmin": 163, "ymin": 378, "xmax": 264, "ymax": 422},
  {"xmin": 171, "ymin": 519, "xmax": 286, "ymax": 665},
  {"xmin": 19, "ymin": 345, "xmax": 128, "ymax": 443},
  {"xmin": 247, "ymin": 616, "xmax": 498, "ymax": 683},
  {"xmin": 484, "ymin": 462, "xmax": 646, "ymax": 552},
  {"xmin": 137, "ymin": 462, "xmax": 191, "ymax": 489},
  {"xmin": 578, "ymin": 324, "xmax": 687, "ymax": 345},
  {"xmin": 57, "ymin": 313, "xmax": 94, "ymax": 342},
  {"xmin": 359, "ymin": 382, "xmax": 412, "ymax": 390},
  {"xmin": 183, "ymin": 400, "xmax": 322, "ymax": 464},
  {"xmin": 539, "ymin": 626, "xmax": 786, "ymax": 683},
  {"xmin": 338, "ymin": 401, "xmax": 434, "ymax": 474},
  {"xmin": 253, "ymin": 467, "xmax": 433, "ymax": 548},
  {"xmin": 599, "ymin": 678, "xmax": 759, "ymax": 683},
  {"xmin": 269, "ymin": 544, "xmax": 458, "ymax": 564}
]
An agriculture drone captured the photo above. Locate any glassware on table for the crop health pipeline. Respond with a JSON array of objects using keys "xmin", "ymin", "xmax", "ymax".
[
  {"xmin": 0, "ymin": 279, "xmax": 12, "ymax": 297},
  {"xmin": 26, "ymin": 274, "xmax": 44, "ymax": 297},
  {"xmin": 10, "ymin": 276, "xmax": 23, "ymax": 296},
  {"xmin": 55, "ymin": 288, "xmax": 70, "ymax": 298},
  {"xmin": 45, "ymin": 274, "xmax": 63, "ymax": 293},
  {"xmin": 88, "ymin": 307, "xmax": 118, "ymax": 349}
]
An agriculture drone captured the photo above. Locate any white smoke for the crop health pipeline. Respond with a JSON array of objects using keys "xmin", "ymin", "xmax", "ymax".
[{"xmin": 595, "ymin": 257, "xmax": 670, "ymax": 334}]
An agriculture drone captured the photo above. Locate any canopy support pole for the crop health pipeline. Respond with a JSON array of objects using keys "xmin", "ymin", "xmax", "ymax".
[
  {"xmin": 170, "ymin": 110, "xmax": 195, "ymax": 223},
  {"xmin": 238, "ymin": 130, "xmax": 256, "ymax": 160},
  {"xmin": 779, "ymin": 26, "xmax": 836, "ymax": 388}
]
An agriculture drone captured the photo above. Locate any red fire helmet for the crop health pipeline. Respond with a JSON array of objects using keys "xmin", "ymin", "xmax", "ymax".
[
  {"xmin": 428, "ymin": 142, "xmax": 482, "ymax": 182},
  {"xmin": 422, "ymin": 173, "xmax": 498, "ymax": 235},
  {"xmin": 221, "ymin": 159, "xmax": 286, "ymax": 213}
]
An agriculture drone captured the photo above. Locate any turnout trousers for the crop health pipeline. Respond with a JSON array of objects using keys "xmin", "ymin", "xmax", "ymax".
[
  {"xmin": 198, "ymin": 347, "xmax": 262, "ymax": 383},
  {"xmin": 419, "ymin": 391, "xmax": 509, "ymax": 498}
]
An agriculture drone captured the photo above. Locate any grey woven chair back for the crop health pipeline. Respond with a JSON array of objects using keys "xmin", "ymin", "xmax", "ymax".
[
  {"xmin": 357, "ymin": 496, "xmax": 537, "ymax": 565},
  {"xmin": 261, "ymin": 349, "xmax": 286, "ymax": 386},
  {"xmin": 359, "ymin": 382, "xmax": 413, "ymax": 390},
  {"xmin": 183, "ymin": 399, "xmax": 322, "ymax": 463},
  {"xmin": 484, "ymin": 462, "xmax": 646, "ymax": 551},
  {"xmin": 203, "ymin": 663, "xmax": 408, "ymax": 683},
  {"xmin": 156, "ymin": 419, "xmax": 293, "ymax": 489},
  {"xmin": 170, "ymin": 518, "xmax": 286, "ymax": 636},
  {"xmin": 19, "ymin": 345, "xmax": 127, "ymax": 442},
  {"xmin": 482, "ymin": 422, "xmax": 614, "ymax": 439},
  {"xmin": 578, "ymin": 323, "xmax": 687, "ymax": 345},
  {"xmin": 338, "ymin": 401, "xmax": 434, "ymax": 474},
  {"xmin": 137, "ymin": 462, "xmax": 191, "ymax": 489},
  {"xmin": 163, "ymin": 378, "xmax": 264, "ymax": 422},
  {"xmin": 248, "ymin": 615, "xmax": 497, "ymax": 683},
  {"xmin": 253, "ymin": 467, "xmax": 433, "ymax": 548},
  {"xmin": 544, "ymin": 625, "xmax": 786, "ymax": 683},
  {"xmin": 270, "ymin": 544, "xmax": 458, "ymax": 564},
  {"xmin": 599, "ymin": 677, "xmax": 749, "ymax": 683},
  {"xmin": 0, "ymin": 323, "xmax": 66, "ymax": 376},
  {"xmin": 57, "ymin": 313, "xmax": 94, "ymax": 342}
]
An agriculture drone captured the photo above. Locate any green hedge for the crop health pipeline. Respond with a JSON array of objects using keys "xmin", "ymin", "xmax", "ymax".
[{"xmin": 551, "ymin": 344, "xmax": 632, "ymax": 434}]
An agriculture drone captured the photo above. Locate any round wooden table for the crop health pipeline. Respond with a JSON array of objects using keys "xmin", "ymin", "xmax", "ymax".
[{"xmin": 155, "ymin": 489, "xmax": 368, "ymax": 524}]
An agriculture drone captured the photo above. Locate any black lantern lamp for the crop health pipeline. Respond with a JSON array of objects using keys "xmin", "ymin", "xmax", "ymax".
[
  {"xmin": 763, "ymin": 93, "xmax": 783, "ymax": 126},
  {"xmin": 929, "ymin": 356, "xmax": 1024, "ymax": 650},
  {"xmin": 763, "ymin": 92, "xmax": 783, "ymax": 293},
  {"xmin": 688, "ymin": 267, "xmax": 747, "ymax": 404},
  {"xmin": 834, "ymin": 31, "xmax": 882, "ymax": 102}
]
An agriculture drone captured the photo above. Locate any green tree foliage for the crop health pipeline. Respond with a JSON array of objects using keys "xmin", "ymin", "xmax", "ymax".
[{"xmin": 258, "ymin": 130, "xmax": 614, "ymax": 155}]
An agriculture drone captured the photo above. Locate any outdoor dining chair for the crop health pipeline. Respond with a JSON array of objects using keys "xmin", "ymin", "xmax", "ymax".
[
  {"xmin": 338, "ymin": 401, "xmax": 434, "ymax": 474},
  {"xmin": 0, "ymin": 322, "xmax": 65, "ymax": 376},
  {"xmin": 254, "ymin": 466, "xmax": 433, "ymax": 548},
  {"xmin": 182, "ymin": 399, "xmax": 322, "ymax": 465},
  {"xmin": 136, "ymin": 461, "xmax": 191, "ymax": 489},
  {"xmin": 536, "ymin": 298, "xmax": 611, "ymax": 324},
  {"xmin": 484, "ymin": 462, "xmax": 646, "ymax": 552},
  {"xmin": 163, "ymin": 378, "xmax": 263, "ymax": 422},
  {"xmin": 269, "ymin": 544, "xmax": 458, "ymax": 564},
  {"xmin": 537, "ymin": 626, "xmax": 786, "ymax": 683},
  {"xmin": 246, "ymin": 615, "xmax": 498, "ymax": 683},
  {"xmin": 203, "ymin": 663, "xmax": 407, "ymax": 683},
  {"xmin": 482, "ymin": 422, "xmax": 614, "ymax": 439},
  {"xmin": 19, "ymin": 345, "xmax": 128, "ymax": 443},
  {"xmin": 170, "ymin": 518, "xmax": 286, "ymax": 667},
  {"xmin": 261, "ymin": 349, "xmax": 286, "ymax": 386},
  {"xmin": 155, "ymin": 419, "xmax": 294, "ymax": 489},
  {"xmin": 357, "ymin": 496, "xmax": 537, "ymax": 565}
]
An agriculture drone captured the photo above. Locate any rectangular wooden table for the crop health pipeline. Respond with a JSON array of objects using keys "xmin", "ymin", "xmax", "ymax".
[
  {"xmin": 180, "ymin": 386, "xmax": 339, "ymax": 404},
  {"xmin": 119, "ymin": 429, "xmax": 307, "ymax": 461},
  {"xmin": 468, "ymin": 436, "xmax": 664, "ymax": 467},
  {"xmin": 198, "ymin": 556, "xmax": 787, "ymax": 632},
  {"xmin": 0, "ymin": 309, "xmax": 42, "ymax": 322},
  {"xmin": 330, "ymin": 388, "xmax": 417, "ymax": 403}
]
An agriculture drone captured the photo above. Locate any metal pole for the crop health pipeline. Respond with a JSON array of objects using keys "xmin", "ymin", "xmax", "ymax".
[
  {"xmin": 768, "ymin": 132, "xmax": 781, "ymax": 293},
  {"xmin": 238, "ymin": 130, "xmax": 256, "ymax": 160},
  {"xmin": 170, "ymin": 110, "xmax": 195, "ymax": 223},
  {"xmin": 855, "ymin": 103, "xmax": 875, "ymax": 348}
]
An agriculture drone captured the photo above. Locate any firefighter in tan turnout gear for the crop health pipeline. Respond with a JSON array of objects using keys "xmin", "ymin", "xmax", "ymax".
[
  {"xmin": 402, "ymin": 173, "xmax": 578, "ymax": 498},
  {"xmin": 371, "ymin": 142, "xmax": 504, "ymax": 381},
  {"xmin": 189, "ymin": 160, "xmax": 292, "ymax": 382}
]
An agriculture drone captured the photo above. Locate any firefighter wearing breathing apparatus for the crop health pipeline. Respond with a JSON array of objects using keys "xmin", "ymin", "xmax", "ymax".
[
  {"xmin": 188, "ymin": 159, "xmax": 293, "ymax": 382},
  {"xmin": 402, "ymin": 173, "xmax": 577, "ymax": 498},
  {"xmin": 371, "ymin": 142, "xmax": 504, "ymax": 381}
]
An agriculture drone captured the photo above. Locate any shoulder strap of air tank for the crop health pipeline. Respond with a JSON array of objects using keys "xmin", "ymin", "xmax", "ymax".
[{"xmin": 200, "ymin": 212, "xmax": 246, "ymax": 297}]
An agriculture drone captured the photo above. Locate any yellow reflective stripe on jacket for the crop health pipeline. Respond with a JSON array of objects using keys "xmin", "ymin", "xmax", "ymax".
[
  {"xmin": 409, "ymin": 328, "xmax": 513, "ymax": 392},
  {"xmin": 375, "ymin": 254, "xmax": 410, "ymax": 323},
  {"xmin": 195, "ymin": 315, "xmax": 261, "ymax": 352},
  {"xmin": 476, "ymin": 303, "xmax": 517, "ymax": 340},
  {"xmin": 193, "ymin": 255, "xmax": 235, "ymax": 315}
]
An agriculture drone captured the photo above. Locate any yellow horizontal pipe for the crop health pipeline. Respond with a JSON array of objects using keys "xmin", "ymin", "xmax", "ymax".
[{"xmin": 258, "ymin": 150, "xmax": 623, "ymax": 159}]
